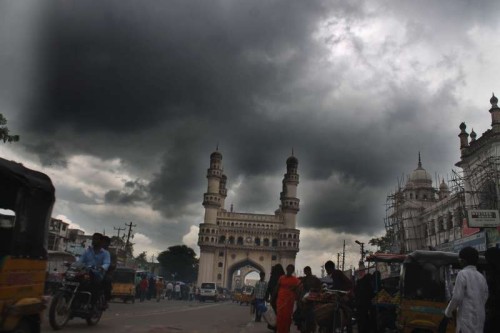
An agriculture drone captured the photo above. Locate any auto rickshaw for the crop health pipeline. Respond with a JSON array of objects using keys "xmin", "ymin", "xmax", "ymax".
[
  {"xmin": 111, "ymin": 267, "xmax": 136, "ymax": 303},
  {"xmin": 397, "ymin": 250, "xmax": 487, "ymax": 333},
  {"xmin": 239, "ymin": 285, "xmax": 254, "ymax": 305},
  {"xmin": 0, "ymin": 157, "xmax": 56, "ymax": 332}
]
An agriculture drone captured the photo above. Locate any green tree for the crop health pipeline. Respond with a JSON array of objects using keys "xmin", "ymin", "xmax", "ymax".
[
  {"xmin": 369, "ymin": 229, "xmax": 396, "ymax": 253},
  {"xmin": 134, "ymin": 251, "xmax": 149, "ymax": 268},
  {"xmin": 0, "ymin": 113, "xmax": 20, "ymax": 143},
  {"xmin": 157, "ymin": 245, "xmax": 198, "ymax": 282}
]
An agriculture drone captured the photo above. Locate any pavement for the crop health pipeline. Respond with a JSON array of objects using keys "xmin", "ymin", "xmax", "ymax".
[{"xmin": 244, "ymin": 320, "xmax": 300, "ymax": 333}]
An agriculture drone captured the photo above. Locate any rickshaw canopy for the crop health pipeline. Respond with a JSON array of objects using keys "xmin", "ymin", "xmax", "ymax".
[
  {"xmin": 404, "ymin": 250, "xmax": 487, "ymax": 267},
  {"xmin": 0, "ymin": 157, "xmax": 55, "ymax": 259},
  {"xmin": 112, "ymin": 267, "xmax": 137, "ymax": 283},
  {"xmin": 366, "ymin": 253, "xmax": 407, "ymax": 263}
]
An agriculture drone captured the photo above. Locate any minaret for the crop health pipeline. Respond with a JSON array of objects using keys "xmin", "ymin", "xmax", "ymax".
[
  {"xmin": 219, "ymin": 174, "xmax": 227, "ymax": 211},
  {"xmin": 458, "ymin": 122, "xmax": 469, "ymax": 157},
  {"xmin": 197, "ymin": 149, "xmax": 223, "ymax": 286},
  {"xmin": 202, "ymin": 149, "xmax": 223, "ymax": 224},
  {"xmin": 280, "ymin": 152, "xmax": 300, "ymax": 228},
  {"xmin": 490, "ymin": 93, "xmax": 500, "ymax": 132}
]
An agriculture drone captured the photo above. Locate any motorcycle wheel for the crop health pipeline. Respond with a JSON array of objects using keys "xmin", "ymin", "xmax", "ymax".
[
  {"xmin": 49, "ymin": 291, "xmax": 71, "ymax": 330},
  {"xmin": 86, "ymin": 294, "xmax": 105, "ymax": 326}
]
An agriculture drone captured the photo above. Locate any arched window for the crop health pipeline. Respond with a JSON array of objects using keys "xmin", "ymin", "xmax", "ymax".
[
  {"xmin": 228, "ymin": 236, "xmax": 235, "ymax": 244},
  {"xmin": 255, "ymin": 238, "xmax": 261, "ymax": 246},
  {"xmin": 205, "ymin": 236, "xmax": 209, "ymax": 242},
  {"xmin": 272, "ymin": 239, "xmax": 278, "ymax": 247},
  {"xmin": 219, "ymin": 251, "xmax": 224, "ymax": 257},
  {"xmin": 288, "ymin": 242, "xmax": 291, "ymax": 247},
  {"xmin": 219, "ymin": 235, "xmax": 226, "ymax": 244},
  {"xmin": 218, "ymin": 262, "xmax": 223, "ymax": 267},
  {"xmin": 217, "ymin": 274, "xmax": 222, "ymax": 280},
  {"xmin": 211, "ymin": 237, "xmax": 215, "ymax": 242},
  {"xmin": 288, "ymin": 234, "xmax": 292, "ymax": 238},
  {"xmin": 237, "ymin": 237, "xmax": 244, "ymax": 245},
  {"xmin": 293, "ymin": 234, "xmax": 297, "ymax": 239},
  {"xmin": 263, "ymin": 238, "xmax": 270, "ymax": 246}
]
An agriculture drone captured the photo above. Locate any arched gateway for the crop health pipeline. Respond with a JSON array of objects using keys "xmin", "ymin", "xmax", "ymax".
[{"xmin": 197, "ymin": 150, "xmax": 301, "ymax": 290}]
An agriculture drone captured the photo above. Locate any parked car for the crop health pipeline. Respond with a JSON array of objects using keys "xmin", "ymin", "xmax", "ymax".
[{"xmin": 199, "ymin": 282, "xmax": 218, "ymax": 302}]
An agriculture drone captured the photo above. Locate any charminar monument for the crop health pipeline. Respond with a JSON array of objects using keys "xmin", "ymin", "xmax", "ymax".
[{"xmin": 197, "ymin": 149, "xmax": 300, "ymax": 289}]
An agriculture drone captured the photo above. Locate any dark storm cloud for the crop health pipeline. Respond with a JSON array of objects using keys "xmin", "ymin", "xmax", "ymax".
[
  {"xmin": 24, "ymin": 141, "xmax": 67, "ymax": 167},
  {"xmin": 104, "ymin": 179, "xmax": 150, "ymax": 205},
  {"xmin": 9, "ymin": 0, "xmax": 497, "ymax": 240}
]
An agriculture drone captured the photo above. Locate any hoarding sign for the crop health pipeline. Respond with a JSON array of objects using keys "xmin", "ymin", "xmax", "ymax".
[
  {"xmin": 486, "ymin": 228, "xmax": 500, "ymax": 248},
  {"xmin": 453, "ymin": 230, "xmax": 486, "ymax": 253},
  {"xmin": 467, "ymin": 210, "xmax": 500, "ymax": 227}
]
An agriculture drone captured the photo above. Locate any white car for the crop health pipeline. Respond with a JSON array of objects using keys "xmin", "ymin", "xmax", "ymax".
[{"xmin": 199, "ymin": 282, "xmax": 218, "ymax": 302}]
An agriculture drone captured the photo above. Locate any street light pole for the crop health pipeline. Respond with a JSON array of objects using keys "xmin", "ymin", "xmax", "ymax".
[{"xmin": 355, "ymin": 240, "xmax": 366, "ymax": 262}]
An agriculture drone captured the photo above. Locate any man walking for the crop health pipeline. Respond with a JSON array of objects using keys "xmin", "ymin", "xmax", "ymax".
[
  {"xmin": 254, "ymin": 272, "xmax": 268, "ymax": 322},
  {"xmin": 445, "ymin": 246, "xmax": 489, "ymax": 333}
]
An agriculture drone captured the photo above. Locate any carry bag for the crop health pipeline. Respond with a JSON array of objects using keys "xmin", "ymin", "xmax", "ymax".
[{"xmin": 262, "ymin": 307, "xmax": 276, "ymax": 327}]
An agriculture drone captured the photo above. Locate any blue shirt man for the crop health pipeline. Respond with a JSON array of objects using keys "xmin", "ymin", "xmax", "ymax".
[{"xmin": 78, "ymin": 233, "xmax": 110, "ymax": 276}]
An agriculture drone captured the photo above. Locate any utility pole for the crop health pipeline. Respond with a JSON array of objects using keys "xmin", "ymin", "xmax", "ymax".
[
  {"xmin": 114, "ymin": 226, "xmax": 125, "ymax": 239},
  {"xmin": 337, "ymin": 253, "xmax": 341, "ymax": 268},
  {"xmin": 341, "ymin": 240, "xmax": 346, "ymax": 271},
  {"xmin": 124, "ymin": 222, "xmax": 136, "ymax": 256}
]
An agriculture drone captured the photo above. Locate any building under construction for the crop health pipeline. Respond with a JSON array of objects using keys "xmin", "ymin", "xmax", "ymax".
[{"xmin": 384, "ymin": 94, "xmax": 500, "ymax": 253}]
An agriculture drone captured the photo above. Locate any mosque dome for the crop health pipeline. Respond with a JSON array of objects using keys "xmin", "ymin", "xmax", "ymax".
[
  {"xmin": 210, "ymin": 150, "xmax": 222, "ymax": 160},
  {"xmin": 439, "ymin": 179, "xmax": 449, "ymax": 191},
  {"xmin": 470, "ymin": 129, "xmax": 477, "ymax": 141},
  {"xmin": 491, "ymin": 93, "xmax": 498, "ymax": 106},
  {"xmin": 408, "ymin": 154, "xmax": 432, "ymax": 186},
  {"xmin": 286, "ymin": 155, "xmax": 298, "ymax": 166}
]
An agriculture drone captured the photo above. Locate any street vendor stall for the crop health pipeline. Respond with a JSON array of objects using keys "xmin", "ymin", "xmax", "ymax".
[{"xmin": 365, "ymin": 253, "xmax": 406, "ymax": 332}]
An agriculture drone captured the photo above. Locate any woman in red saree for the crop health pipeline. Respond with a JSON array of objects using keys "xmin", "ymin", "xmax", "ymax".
[{"xmin": 275, "ymin": 264, "xmax": 301, "ymax": 333}]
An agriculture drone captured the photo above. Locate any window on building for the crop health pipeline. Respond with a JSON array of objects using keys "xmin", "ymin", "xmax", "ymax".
[
  {"xmin": 271, "ymin": 255, "xmax": 277, "ymax": 260},
  {"xmin": 255, "ymin": 238, "xmax": 261, "ymax": 246},
  {"xmin": 219, "ymin": 251, "xmax": 224, "ymax": 257},
  {"xmin": 263, "ymin": 238, "xmax": 270, "ymax": 246},
  {"xmin": 272, "ymin": 239, "xmax": 278, "ymax": 247},
  {"xmin": 218, "ymin": 262, "xmax": 223, "ymax": 267},
  {"xmin": 219, "ymin": 235, "xmax": 226, "ymax": 244},
  {"xmin": 438, "ymin": 217, "xmax": 444, "ymax": 232},
  {"xmin": 217, "ymin": 274, "xmax": 222, "ymax": 280},
  {"xmin": 228, "ymin": 236, "xmax": 235, "ymax": 244},
  {"xmin": 237, "ymin": 237, "xmax": 243, "ymax": 245}
]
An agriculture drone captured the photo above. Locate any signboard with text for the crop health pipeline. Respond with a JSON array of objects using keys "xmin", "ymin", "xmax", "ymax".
[
  {"xmin": 467, "ymin": 210, "xmax": 500, "ymax": 227},
  {"xmin": 453, "ymin": 230, "xmax": 486, "ymax": 253}
]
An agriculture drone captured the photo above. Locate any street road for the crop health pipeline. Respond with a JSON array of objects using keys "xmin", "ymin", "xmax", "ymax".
[{"xmin": 41, "ymin": 299, "xmax": 300, "ymax": 333}]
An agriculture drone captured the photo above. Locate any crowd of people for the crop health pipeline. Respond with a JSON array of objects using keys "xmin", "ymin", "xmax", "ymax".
[
  {"xmin": 254, "ymin": 260, "xmax": 352, "ymax": 333},
  {"xmin": 252, "ymin": 246, "xmax": 500, "ymax": 333},
  {"xmin": 136, "ymin": 275, "xmax": 198, "ymax": 302}
]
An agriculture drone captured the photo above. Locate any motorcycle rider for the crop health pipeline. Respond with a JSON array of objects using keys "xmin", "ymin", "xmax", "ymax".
[{"xmin": 78, "ymin": 233, "xmax": 110, "ymax": 308}]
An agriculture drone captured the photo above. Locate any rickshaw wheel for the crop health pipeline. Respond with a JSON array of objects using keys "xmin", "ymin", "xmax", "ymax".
[
  {"xmin": 49, "ymin": 291, "xmax": 71, "ymax": 330},
  {"xmin": 86, "ymin": 295, "xmax": 104, "ymax": 326}
]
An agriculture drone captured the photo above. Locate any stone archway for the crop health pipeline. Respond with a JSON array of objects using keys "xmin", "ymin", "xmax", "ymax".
[{"xmin": 227, "ymin": 258, "xmax": 265, "ymax": 290}]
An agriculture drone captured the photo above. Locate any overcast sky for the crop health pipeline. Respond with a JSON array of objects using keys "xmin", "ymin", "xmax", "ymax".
[{"xmin": 2, "ymin": 0, "xmax": 500, "ymax": 275}]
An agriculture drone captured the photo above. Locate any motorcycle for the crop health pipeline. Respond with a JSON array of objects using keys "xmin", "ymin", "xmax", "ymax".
[{"xmin": 49, "ymin": 262, "xmax": 107, "ymax": 330}]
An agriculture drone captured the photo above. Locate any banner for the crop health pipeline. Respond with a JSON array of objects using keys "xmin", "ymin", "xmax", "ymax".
[{"xmin": 453, "ymin": 231, "xmax": 486, "ymax": 253}]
